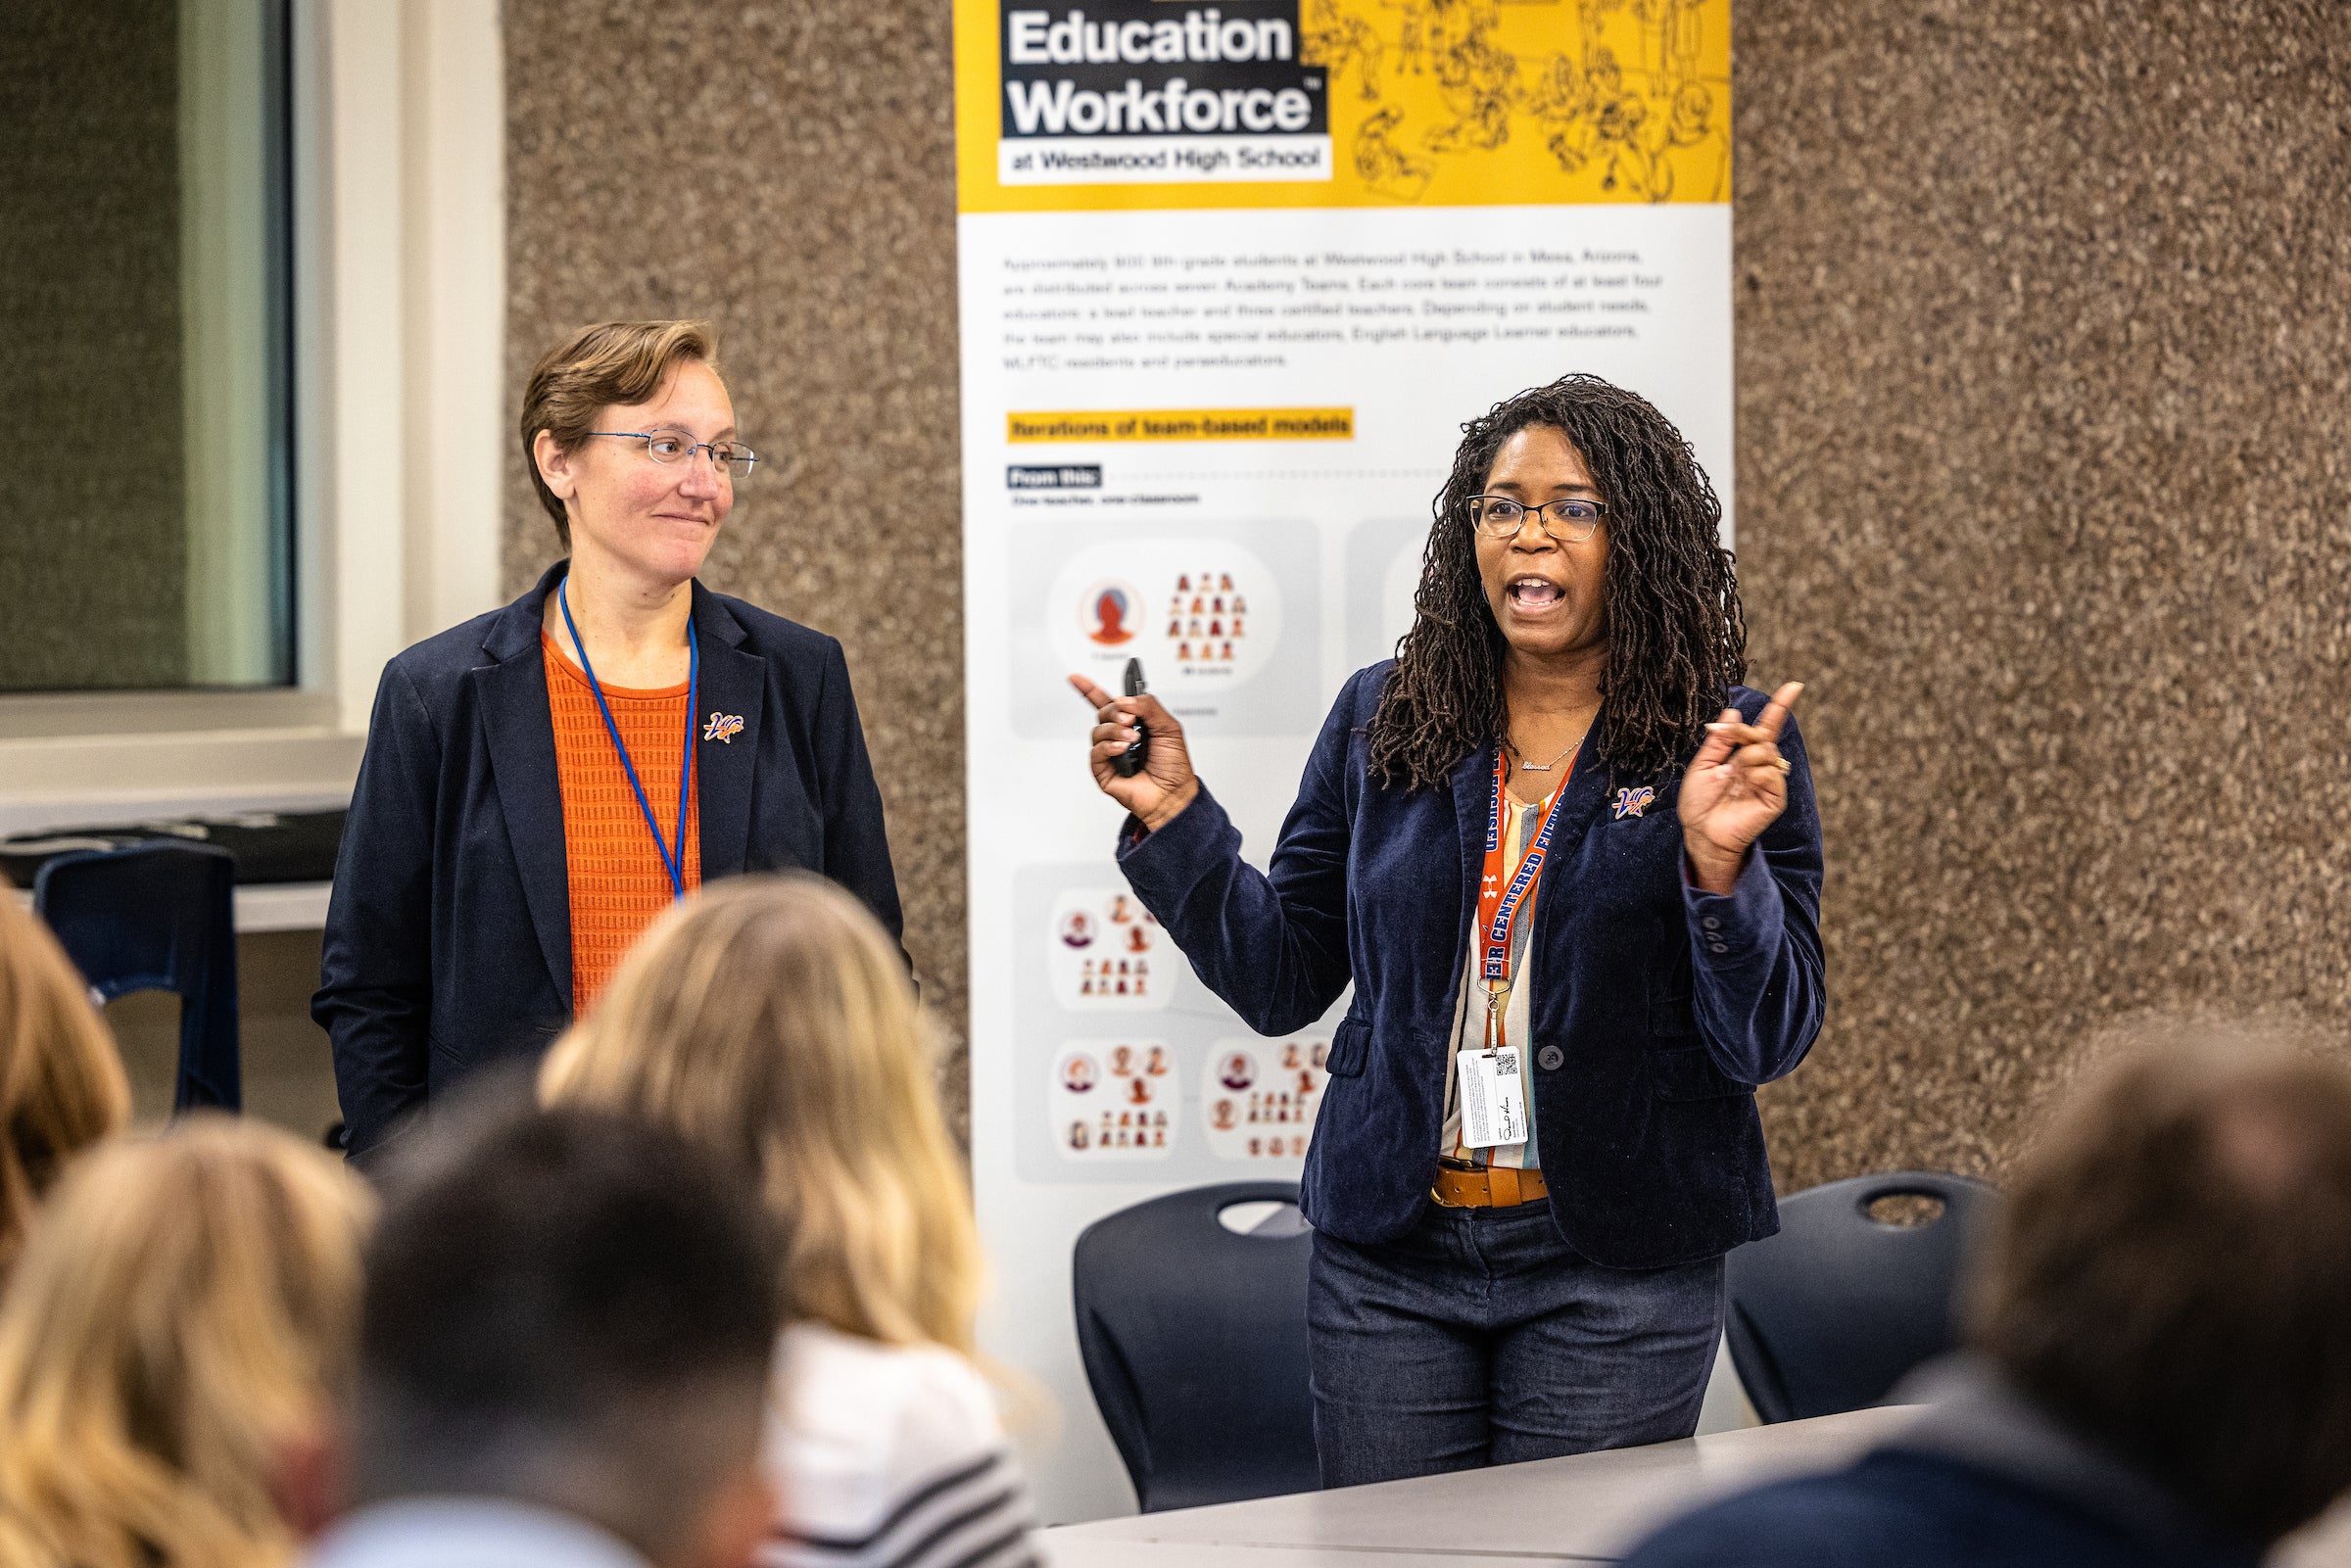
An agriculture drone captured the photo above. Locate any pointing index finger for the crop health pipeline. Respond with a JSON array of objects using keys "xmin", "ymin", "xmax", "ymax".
[
  {"xmin": 1068, "ymin": 673, "xmax": 1116, "ymax": 710},
  {"xmin": 1753, "ymin": 681, "xmax": 1805, "ymax": 742}
]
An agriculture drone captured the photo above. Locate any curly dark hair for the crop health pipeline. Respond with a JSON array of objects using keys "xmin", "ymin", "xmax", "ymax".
[{"xmin": 1367, "ymin": 374, "xmax": 1747, "ymax": 788}]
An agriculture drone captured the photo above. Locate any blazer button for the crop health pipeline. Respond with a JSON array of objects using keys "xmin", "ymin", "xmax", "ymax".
[{"xmin": 1537, "ymin": 1045, "xmax": 1564, "ymax": 1071}]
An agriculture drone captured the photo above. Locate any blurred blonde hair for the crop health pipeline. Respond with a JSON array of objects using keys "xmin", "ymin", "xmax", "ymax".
[
  {"xmin": 543, "ymin": 874, "xmax": 982, "ymax": 1353},
  {"xmin": 0, "ymin": 896, "xmax": 130, "ymax": 1277},
  {"xmin": 0, "ymin": 1116, "xmax": 373, "ymax": 1568}
]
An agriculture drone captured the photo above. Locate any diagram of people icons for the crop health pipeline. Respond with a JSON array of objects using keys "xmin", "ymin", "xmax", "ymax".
[
  {"xmin": 1006, "ymin": 520, "xmax": 1319, "ymax": 739},
  {"xmin": 1055, "ymin": 539, "xmax": 1280, "ymax": 691},
  {"xmin": 1050, "ymin": 1042, "xmax": 1178, "ymax": 1162},
  {"xmin": 1013, "ymin": 866, "xmax": 1350, "ymax": 1181},
  {"xmin": 1047, "ymin": 887, "xmax": 1169, "ymax": 1012},
  {"xmin": 1203, "ymin": 1037, "xmax": 1333, "ymax": 1163}
]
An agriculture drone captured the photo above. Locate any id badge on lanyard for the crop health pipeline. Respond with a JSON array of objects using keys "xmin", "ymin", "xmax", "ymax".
[
  {"xmin": 1458, "ymin": 747, "xmax": 1569, "ymax": 1150},
  {"xmin": 1456, "ymin": 1043, "xmax": 1528, "ymax": 1149}
]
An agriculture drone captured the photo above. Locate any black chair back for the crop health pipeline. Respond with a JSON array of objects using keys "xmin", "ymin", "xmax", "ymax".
[
  {"xmin": 1725, "ymin": 1169, "xmax": 1997, "ymax": 1423},
  {"xmin": 34, "ymin": 842, "xmax": 242, "ymax": 1112},
  {"xmin": 1073, "ymin": 1181, "xmax": 1317, "ymax": 1511}
]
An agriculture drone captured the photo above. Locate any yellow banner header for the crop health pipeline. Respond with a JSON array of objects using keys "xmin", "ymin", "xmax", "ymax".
[
  {"xmin": 1008, "ymin": 406, "xmax": 1355, "ymax": 442},
  {"xmin": 956, "ymin": 0, "xmax": 1732, "ymax": 214}
]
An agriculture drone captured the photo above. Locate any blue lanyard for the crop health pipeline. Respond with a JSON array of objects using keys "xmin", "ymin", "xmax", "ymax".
[{"xmin": 557, "ymin": 579, "xmax": 698, "ymax": 902}]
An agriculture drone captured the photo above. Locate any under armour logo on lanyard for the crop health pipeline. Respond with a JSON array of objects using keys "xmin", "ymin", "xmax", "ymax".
[{"xmin": 1477, "ymin": 747, "xmax": 1572, "ymax": 986}]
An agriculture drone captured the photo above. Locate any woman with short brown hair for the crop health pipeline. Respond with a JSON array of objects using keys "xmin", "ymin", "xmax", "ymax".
[{"xmin": 317, "ymin": 321, "xmax": 904, "ymax": 1163}]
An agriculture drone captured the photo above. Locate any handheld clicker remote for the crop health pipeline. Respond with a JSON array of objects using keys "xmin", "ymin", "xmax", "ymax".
[{"xmin": 1114, "ymin": 657, "xmax": 1150, "ymax": 778}]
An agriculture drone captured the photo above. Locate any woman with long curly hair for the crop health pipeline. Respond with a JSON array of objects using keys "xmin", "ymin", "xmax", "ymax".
[{"xmin": 1071, "ymin": 375, "xmax": 1824, "ymax": 1485}]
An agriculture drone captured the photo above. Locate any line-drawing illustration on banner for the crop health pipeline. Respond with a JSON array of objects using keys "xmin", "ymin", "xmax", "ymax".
[
  {"xmin": 967, "ymin": 0, "xmax": 1731, "ymax": 207},
  {"xmin": 957, "ymin": 0, "xmax": 1735, "ymax": 1521}
]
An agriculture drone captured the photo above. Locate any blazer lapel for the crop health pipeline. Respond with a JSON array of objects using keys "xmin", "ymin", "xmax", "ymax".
[
  {"xmin": 1537, "ymin": 725, "xmax": 1615, "ymax": 871},
  {"xmin": 692, "ymin": 585, "xmax": 767, "ymax": 879},
  {"xmin": 476, "ymin": 563, "xmax": 573, "ymax": 1007},
  {"xmin": 1449, "ymin": 739, "xmax": 1497, "ymax": 963},
  {"xmin": 1455, "ymin": 724, "xmax": 1612, "ymax": 929}
]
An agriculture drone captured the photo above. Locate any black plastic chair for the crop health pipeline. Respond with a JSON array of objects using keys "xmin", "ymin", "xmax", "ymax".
[
  {"xmin": 1725, "ymin": 1170, "xmax": 1998, "ymax": 1424},
  {"xmin": 33, "ymin": 841, "xmax": 242, "ymax": 1112},
  {"xmin": 1074, "ymin": 1181, "xmax": 1318, "ymax": 1511}
]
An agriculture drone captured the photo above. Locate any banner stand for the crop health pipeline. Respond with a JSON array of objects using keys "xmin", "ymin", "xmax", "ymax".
[{"xmin": 956, "ymin": 0, "xmax": 1737, "ymax": 1520}]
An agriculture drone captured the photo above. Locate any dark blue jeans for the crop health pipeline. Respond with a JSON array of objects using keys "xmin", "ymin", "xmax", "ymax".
[{"xmin": 1307, "ymin": 1198, "xmax": 1725, "ymax": 1488}]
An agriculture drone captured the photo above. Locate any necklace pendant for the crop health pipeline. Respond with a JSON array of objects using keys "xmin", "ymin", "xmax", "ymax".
[{"xmin": 1505, "ymin": 735, "xmax": 1579, "ymax": 773}]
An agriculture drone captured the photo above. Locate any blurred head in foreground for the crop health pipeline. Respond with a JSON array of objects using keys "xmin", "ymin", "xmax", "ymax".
[
  {"xmin": 331, "ymin": 1101, "xmax": 782, "ymax": 1568},
  {"xmin": 1971, "ymin": 1026, "xmax": 2351, "ymax": 1543},
  {"xmin": 543, "ymin": 872, "xmax": 983, "ymax": 1353},
  {"xmin": 0, "ymin": 896, "xmax": 130, "ymax": 1277},
  {"xmin": 0, "ymin": 1116, "xmax": 370, "ymax": 1568},
  {"xmin": 1620, "ymin": 1023, "xmax": 2351, "ymax": 1568}
]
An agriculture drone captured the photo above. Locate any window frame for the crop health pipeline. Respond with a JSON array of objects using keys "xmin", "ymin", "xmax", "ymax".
[{"xmin": 0, "ymin": 0, "xmax": 505, "ymax": 831}]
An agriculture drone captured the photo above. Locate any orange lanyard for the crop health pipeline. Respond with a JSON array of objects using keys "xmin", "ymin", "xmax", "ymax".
[{"xmin": 1474, "ymin": 747, "xmax": 1571, "ymax": 1048}]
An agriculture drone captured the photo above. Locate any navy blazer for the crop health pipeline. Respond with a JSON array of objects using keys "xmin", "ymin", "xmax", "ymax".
[
  {"xmin": 1117, "ymin": 662, "xmax": 1824, "ymax": 1267},
  {"xmin": 315, "ymin": 562, "xmax": 904, "ymax": 1160}
]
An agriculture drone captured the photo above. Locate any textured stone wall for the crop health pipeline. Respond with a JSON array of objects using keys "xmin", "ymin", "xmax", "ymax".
[
  {"xmin": 504, "ymin": 1, "xmax": 2351, "ymax": 1175},
  {"xmin": 1735, "ymin": 1, "xmax": 2351, "ymax": 1189},
  {"xmin": 0, "ymin": 0, "xmax": 186, "ymax": 691}
]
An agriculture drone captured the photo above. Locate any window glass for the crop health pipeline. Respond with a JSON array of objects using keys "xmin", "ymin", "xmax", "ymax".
[{"xmin": 0, "ymin": 0, "xmax": 294, "ymax": 692}]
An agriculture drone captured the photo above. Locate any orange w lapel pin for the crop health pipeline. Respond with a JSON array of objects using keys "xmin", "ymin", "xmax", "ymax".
[{"xmin": 702, "ymin": 712, "xmax": 744, "ymax": 743}]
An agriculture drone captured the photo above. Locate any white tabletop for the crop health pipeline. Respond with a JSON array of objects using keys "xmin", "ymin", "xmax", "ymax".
[{"xmin": 1038, "ymin": 1405, "xmax": 1920, "ymax": 1567}]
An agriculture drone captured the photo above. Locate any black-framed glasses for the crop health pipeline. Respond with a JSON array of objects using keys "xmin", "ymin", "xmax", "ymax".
[
  {"xmin": 1467, "ymin": 494, "xmax": 1607, "ymax": 543},
  {"xmin": 589, "ymin": 430, "xmax": 759, "ymax": 482}
]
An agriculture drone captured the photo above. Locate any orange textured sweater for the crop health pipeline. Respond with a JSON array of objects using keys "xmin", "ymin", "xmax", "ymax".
[{"xmin": 544, "ymin": 635, "xmax": 700, "ymax": 1011}]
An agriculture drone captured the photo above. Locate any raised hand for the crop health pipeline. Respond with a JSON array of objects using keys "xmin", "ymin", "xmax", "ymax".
[
  {"xmin": 1678, "ymin": 681, "xmax": 1804, "ymax": 895},
  {"xmin": 1069, "ymin": 674, "xmax": 1200, "ymax": 831}
]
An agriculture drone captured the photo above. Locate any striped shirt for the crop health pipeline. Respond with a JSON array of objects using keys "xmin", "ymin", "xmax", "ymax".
[{"xmin": 761, "ymin": 1323, "xmax": 1037, "ymax": 1568}]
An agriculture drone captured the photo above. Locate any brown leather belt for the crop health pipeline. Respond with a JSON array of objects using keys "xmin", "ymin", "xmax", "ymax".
[{"xmin": 1431, "ymin": 1162, "xmax": 1550, "ymax": 1209}]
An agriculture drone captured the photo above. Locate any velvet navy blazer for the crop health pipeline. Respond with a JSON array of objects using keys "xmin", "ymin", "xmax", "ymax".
[
  {"xmin": 1116, "ymin": 662, "xmax": 1824, "ymax": 1267},
  {"xmin": 314, "ymin": 561, "xmax": 904, "ymax": 1161}
]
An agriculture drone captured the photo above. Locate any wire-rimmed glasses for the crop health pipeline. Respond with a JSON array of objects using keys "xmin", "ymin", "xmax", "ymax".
[
  {"xmin": 588, "ymin": 430, "xmax": 759, "ymax": 482},
  {"xmin": 1467, "ymin": 494, "xmax": 1607, "ymax": 544}
]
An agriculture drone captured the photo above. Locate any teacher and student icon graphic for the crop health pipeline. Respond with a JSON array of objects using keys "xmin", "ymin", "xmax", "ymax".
[
  {"xmin": 1082, "ymin": 567, "xmax": 1254, "ymax": 671},
  {"xmin": 1045, "ymin": 885, "xmax": 1332, "ymax": 1163},
  {"xmin": 1028, "ymin": 530, "xmax": 1351, "ymax": 1166},
  {"xmin": 1020, "ymin": 525, "xmax": 1318, "ymax": 742},
  {"xmin": 1050, "ymin": 1036, "xmax": 1330, "ymax": 1164},
  {"xmin": 1056, "ymin": 891, "xmax": 1158, "ymax": 1001}
]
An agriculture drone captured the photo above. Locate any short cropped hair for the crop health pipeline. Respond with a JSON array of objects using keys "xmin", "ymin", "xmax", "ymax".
[
  {"xmin": 356, "ymin": 1101, "xmax": 781, "ymax": 1558},
  {"xmin": 1972, "ymin": 1027, "xmax": 2351, "ymax": 1543},
  {"xmin": 519, "ymin": 320, "xmax": 719, "ymax": 547}
]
